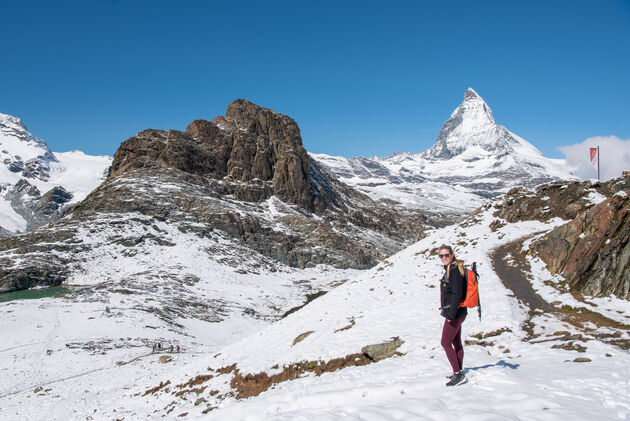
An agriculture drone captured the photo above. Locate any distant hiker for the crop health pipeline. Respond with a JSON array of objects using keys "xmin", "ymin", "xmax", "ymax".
[
  {"xmin": 170, "ymin": 345, "xmax": 174, "ymax": 353},
  {"xmin": 176, "ymin": 345, "xmax": 180, "ymax": 353},
  {"xmin": 438, "ymin": 245, "xmax": 468, "ymax": 386},
  {"xmin": 152, "ymin": 343, "xmax": 156, "ymax": 353}
]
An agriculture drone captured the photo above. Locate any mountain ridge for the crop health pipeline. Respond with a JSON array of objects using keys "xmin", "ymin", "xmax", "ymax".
[
  {"xmin": 0, "ymin": 112, "xmax": 111, "ymax": 234},
  {"xmin": 313, "ymin": 88, "xmax": 577, "ymax": 219}
]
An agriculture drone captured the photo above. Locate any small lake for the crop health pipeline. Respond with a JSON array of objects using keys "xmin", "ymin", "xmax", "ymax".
[{"xmin": 0, "ymin": 286, "xmax": 71, "ymax": 303}]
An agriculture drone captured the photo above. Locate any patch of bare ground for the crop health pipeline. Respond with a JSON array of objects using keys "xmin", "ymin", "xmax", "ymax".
[
  {"xmin": 334, "ymin": 318, "xmax": 355, "ymax": 333},
  {"xmin": 175, "ymin": 386, "xmax": 206, "ymax": 397},
  {"xmin": 141, "ymin": 380, "xmax": 171, "ymax": 396},
  {"xmin": 228, "ymin": 353, "xmax": 373, "ymax": 399},
  {"xmin": 281, "ymin": 291, "xmax": 328, "ymax": 319},
  {"xmin": 557, "ymin": 306, "xmax": 630, "ymax": 350},
  {"xmin": 150, "ymin": 339, "xmax": 404, "ymax": 416},
  {"xmin": 175, "ymin": 374, "xmax": 214, "ymax": 389},
  {"xmin": 465, "ymin": 328, "xmax": 513, "ymax": 347},
  {"xmin": 492, "ymin": 238, "xmax": 630, "ymax": 350},
  {"xmin": 292, "ymin": 331, "xmax": 315, "ymax": 346}
]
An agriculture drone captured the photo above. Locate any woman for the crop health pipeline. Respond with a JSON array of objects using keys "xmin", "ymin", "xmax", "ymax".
[{"xmin": 438, "ymin": 245, "xmax": 467, "ymax": 386}]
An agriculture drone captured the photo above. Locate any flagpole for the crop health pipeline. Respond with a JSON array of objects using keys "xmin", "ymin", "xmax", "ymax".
[{"xmin": 597, "ymin": 145, "xmax": 600, "ymax": 180}]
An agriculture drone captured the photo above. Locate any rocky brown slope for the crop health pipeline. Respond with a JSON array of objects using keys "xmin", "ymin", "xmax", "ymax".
[
  {"xmin": 0, "ymin": 100, "xmax": 419, "ymax": 293},
  {"xmin": 531, "ymin": 189, "xmax": 629, "ymax": 299},
  {"xmin": 107, "ymin": 100, "xmax": 331, "ymax": 212},
  {"xmin": 492, "ymin": 177, "xmax": 630, "ymax": 223},
  {"xmin": 487, "ymin": 176, "xmax": 630, "ymax": 300}
]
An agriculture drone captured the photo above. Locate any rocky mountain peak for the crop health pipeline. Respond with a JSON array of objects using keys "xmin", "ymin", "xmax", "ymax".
[
  {"xmin": 108, "ymin": 100, "xmax": 332, "ymax": 212},
  {"xmin": 425, "ymin": 88, "xmax": 499, "ymax": 159},
  {"xmin": 1, "ymin": 113, "xmax": 56, "ymax": 188},
  {"xmin": 0, "ymin": 112, "xmax": 27, "ymax": 131},
  {"xmin": 1, "ymin": 113, "xmax": 111, "ymax": 235},
  {"xmin": 461, "ymin": 87, "xmax": 495, "ymax": 124},
  {"xmin": 223, "ymin": 99, "xmax": 301, "ymax": 140},
  {"xmin": 0, "ymin": 112, "xmax": 54, "ymax": 161}
]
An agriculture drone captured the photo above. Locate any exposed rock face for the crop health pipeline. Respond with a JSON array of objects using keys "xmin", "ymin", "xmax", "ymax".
[
  {"xmin": 531, "ymin": 190, "xmax": 630, "ymax": 299},
  {"xmin": 5, "ymin": 179, "xmax": 73, "ymax": 231},
  {"xmin": 0, "ymin": 113, "xmax": 55, "ymax": 182},
  {"xmin": 0, "ymin": 261, "xmax": 66, "ymax": 293},
  {"xmin": 0, "ymin": 100, "xmax": 419, "ymax": 293},
  {"xmin": 108, "ymin": 99, "xmax": 334, "ymax": 212},
  {"xmin": 1, "ymin": 113, "xmax": 111, "ymax": 234},
  {"xmin": 483, "ymin": 176, "xmax": 630, "ymax": 300},
  {"xmin": 492, "ymin": 178, "xmax": 630, "ymax": 223}
]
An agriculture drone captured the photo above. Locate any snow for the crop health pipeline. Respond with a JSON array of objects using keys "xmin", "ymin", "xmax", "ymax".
[
  {"xmin": 2, "ymin": 196, "xmax": 627, "ymax": 420},
  {"xmin": 163, "ymin": 204, "xmax": 626, "ymax": 420},
  {"xmin": 0, "ymin": 113, "xmax": 112, "ymax": 233},
  {"xmin": 0, "ymin": 92, "xmax": 627, "ymax": 419},
  {"xmin": 585, "ymin": 190, "xmax": 607, "ymax": 205},
  {"xmin": 50, "ymin": 151, "xmax": 111, "ymax": 203},
  {"xmin": 311, "ymin": 89, "xmax": 577, "ymax": 218},
  {"xmin": 0, "ymin": 196, "xmax": 27, "ymax": 232},
  {"xmin": 0, "ymin": 113, "xmax": 50, "ymax": 163}
]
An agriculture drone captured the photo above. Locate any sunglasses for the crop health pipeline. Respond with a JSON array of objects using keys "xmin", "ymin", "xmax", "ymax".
[{"xmin": 439, "ymin": 253, "xmax": 451, "ymax": 258}]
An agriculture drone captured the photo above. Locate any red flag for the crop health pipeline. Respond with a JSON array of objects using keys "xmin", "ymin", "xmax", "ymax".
[{"xmin": 589, "ymin": 147, "xmax": 598, "ymax": 167}]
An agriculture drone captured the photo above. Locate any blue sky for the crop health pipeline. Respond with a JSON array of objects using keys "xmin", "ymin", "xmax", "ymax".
[{"xmin": 2, "ymin": 0, "xmax": 629, "ymax": 159}]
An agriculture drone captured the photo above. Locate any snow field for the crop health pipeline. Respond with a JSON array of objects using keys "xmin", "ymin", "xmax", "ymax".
[
  {"xmin": 1, "ymin": 195, "xmax": 628, "ymax": 420},
  {"xmin": 120, "ymin": 200, "xmax": 628, "ymax": 419}
]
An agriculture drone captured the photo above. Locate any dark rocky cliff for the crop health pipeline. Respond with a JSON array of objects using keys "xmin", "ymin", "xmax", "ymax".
[
  {"xmin": 0, "ymin": 100, "xmax": 420, "ymax": 293},
  {"xmin": 107, "ymin": 99, "xmax": 334, "ymax": 213},
  {"xmin": 531, "ymin": 189, "xmax": 629, "ymax": 299},
  {"xmin": 489, "ymin": 176, "xmax": 630, "ymax": 300}
]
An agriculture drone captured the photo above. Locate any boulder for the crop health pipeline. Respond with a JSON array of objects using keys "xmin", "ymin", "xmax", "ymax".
[{"xmin": 361, "ymin": 337, "xmax": 404, "ymax": 361}]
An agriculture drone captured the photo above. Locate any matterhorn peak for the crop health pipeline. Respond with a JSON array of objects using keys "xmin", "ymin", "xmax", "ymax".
[
  {"xmin": 457, "ymin": 87, "xmax": 495, "ymax": 126},
  {"xmin": 424, "ymin": 88, "xmax": 503, "ymax": 159}
]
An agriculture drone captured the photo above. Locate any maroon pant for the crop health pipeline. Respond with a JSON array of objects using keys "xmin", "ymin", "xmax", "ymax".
[{"xmin": 441, "ymin": 316, "xmax": 466, "ymax": 373}]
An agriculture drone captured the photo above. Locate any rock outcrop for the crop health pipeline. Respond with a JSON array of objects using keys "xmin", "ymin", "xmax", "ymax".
[
  {"xmin": 531, "ymin": 189, "xmax": 630, "ymax": 299},
  {"xmin": 5, "ymin": 179, "xmax": 73, "ymax": 230},
  {"xmin": 108, "ymin": 99, "xmax": 334, "ymax": 213},
  {"xmin": 492, "ymin": 178, "xmax": 630, "ymax": 223},
  {"xmin": 0, "ymin": 100, "xmax": 420, "ymax": 293}
]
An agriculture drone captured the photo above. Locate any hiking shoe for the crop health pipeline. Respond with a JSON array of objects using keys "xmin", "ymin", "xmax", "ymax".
[{"xmin": 446, "ymin": 371, "xmax": 466, "ymax": 386}]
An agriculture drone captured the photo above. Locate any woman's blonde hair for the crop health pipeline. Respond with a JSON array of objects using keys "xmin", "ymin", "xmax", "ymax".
[{"xmin": 439, "ymin": 244, "xmax": 465, "ymax": 276}]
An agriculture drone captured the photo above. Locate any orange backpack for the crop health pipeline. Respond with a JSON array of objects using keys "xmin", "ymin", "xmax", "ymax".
[{"xmin": 460, "ymin": 262, "xmax": 481, "ymax": 320}]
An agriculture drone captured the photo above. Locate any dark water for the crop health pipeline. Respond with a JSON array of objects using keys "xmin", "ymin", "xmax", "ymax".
[{"xmin": 0, "ymin": 286, "xmax": 71, "ymax": 303}]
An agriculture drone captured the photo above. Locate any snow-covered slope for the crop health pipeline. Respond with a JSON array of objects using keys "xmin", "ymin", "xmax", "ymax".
[
  {"xmin": 313, "ymin": 88, "xmax": 577, "ymax": 220},
  {"xmin": 1, "ymin": 185, "xmax": 628, "ymax": 419},
  {"xmin": 0, "ymin": 113, "xmax": 111, "ymax": 234},
  {"xmin": 141, "ymin": 193, "xmax": 628, "ymax": 419}
]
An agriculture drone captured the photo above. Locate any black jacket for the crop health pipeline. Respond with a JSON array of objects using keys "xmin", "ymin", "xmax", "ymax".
[{"xmin": 440, "ymin": 262, "xmax": 468, "ymax": 321}]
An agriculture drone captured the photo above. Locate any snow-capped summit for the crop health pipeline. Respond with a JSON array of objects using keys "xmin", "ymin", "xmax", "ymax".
[
  {"xmin": 312, "ymin": 88, "xmax": 578, "ymax": 220},
  {"xmin": 421, "ymin": 88, "xmax": 575, "ymax": 185},
  {"xmin": 0, "ymin": 112, "xmax": 56, "ymax": 179},
  {"xmin": 425, "ymin": 87, "xmax": 498, "ymax": 159},
  {"xmin": 0, "ymin": 112, "xmax": 112, "ymax": 235}
]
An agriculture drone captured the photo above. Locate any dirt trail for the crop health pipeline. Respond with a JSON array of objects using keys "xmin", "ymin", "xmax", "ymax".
[
  {"xmin": 491, "ymin": 237, "xmax": 629, "ymax": 349},
  {"xmin": 491, "ymin": 240, "xmax": 553, "ymax": 315}
]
